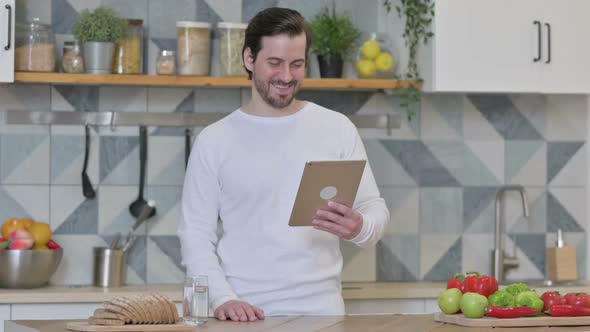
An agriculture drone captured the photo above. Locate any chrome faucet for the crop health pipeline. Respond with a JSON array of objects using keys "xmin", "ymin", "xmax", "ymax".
[{"xmin": 492, "ymin": 185, "xmax": 530, "ymax": 283}]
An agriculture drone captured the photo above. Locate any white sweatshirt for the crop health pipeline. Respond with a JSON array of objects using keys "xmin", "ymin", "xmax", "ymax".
[{"xmin": 178, "ymin": 102, "xmax": 389, "ymax": 316}]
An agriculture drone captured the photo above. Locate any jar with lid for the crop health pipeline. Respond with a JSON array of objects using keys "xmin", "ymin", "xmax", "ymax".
[
  {"xmin": 113, "ymin": 19, "xmax": 143, "ymax": 74},
  {"xmin": 15, "ymin": 17, "xmax": 55, "ymax": 72},
  {"xmin": 176, "ymin": 21, "xmax": 211, "ymax": 76},
  {"xmin": 62, "ymin": 41, "xmax": 84, "ymax": 73},
  {"xmin": 355, "ymin": 32, "xmax": 396, "ymax": 79},
  {"xmin": 218, "ymin": 22, "xmax": 247, "ymax": 76},
  {"xmin": 156, "ymin": 50, "xmax": 176, "ymax": 75}
]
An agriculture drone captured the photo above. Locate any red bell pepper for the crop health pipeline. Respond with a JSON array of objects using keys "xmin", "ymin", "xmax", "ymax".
[
  {"xmin": 446, "ymin": 273, "xmax": 465, "ymax": 293},
  {"xmin": 541, "ymin": 291, "xmax": 566, "ymax": 311},
  {"xmin": 547, "ymin": 304, "xmax": 590, "ymax": 317},
  {"xmin": 462, "ymin": 272, "xmax": 499, "ymax": 298},
  {"xmin": 564, "ymin": 292, "xmax": 590, "ymax": 308},
  {"xmin": 485, "ymin": 305, "xmax": 540, "ymax": 318}
]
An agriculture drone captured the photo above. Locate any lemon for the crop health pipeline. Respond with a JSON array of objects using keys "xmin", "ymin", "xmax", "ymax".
[
  {"xmin": 361, "ymin": 40, "xmax": 381, "ymax": 60},
  {"xmin": 375, "ymin": 52, "xmax": 394, "ymax": 72},
  {"xmin": 28, "ymin": 222, "xmax": 52, "ymax": 246},
  {"xmin": 356, "ymin": 59, "xmax": 377, "ymax": 78}
]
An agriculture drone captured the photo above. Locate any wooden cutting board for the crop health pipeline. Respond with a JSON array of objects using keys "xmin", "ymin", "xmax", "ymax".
[
  {"xmin": 66, "ymin": 321, "xmax": 194, "ymax": 332},
  {"xmin": 434, "ymin": 312, "xmax": 590, "ymax": 327}
]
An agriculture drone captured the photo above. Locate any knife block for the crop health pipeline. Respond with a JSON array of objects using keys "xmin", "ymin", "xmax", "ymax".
[{"xmin": 546, "ymin": 246, "xmax": 578, "ymax": 282}]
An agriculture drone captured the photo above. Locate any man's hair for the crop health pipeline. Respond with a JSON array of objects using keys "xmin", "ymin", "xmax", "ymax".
[{"xmin": 242, "ymin": 7, "xmax": 312, "ymax": 79}]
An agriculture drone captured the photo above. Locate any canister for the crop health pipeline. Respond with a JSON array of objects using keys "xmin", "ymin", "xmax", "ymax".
[
  {"xmin": 218, "ymin": 22, "xmax": 247, "ymax": 76},
  {"xmin": 93, "ymin": 247, "xmax": 126, "ymax": 287},
  {"xmin": 113, "ymin": 19, "xmax": 143, "ymax": 74},
  {"xmin": 15, "ymin": 17, "xmax": 55, "ymax": 72},
  {"xmin": 176, "ymin": 21, "xmax": 212, "ymax": 76}
]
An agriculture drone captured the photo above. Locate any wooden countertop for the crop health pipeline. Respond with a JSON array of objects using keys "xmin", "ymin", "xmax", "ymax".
[
  {"xmin": 6, "ymin": 315, "xmax": 590, "ymax": 332},
  {"xmin": 1, "ymin": 282, "xmax": 588, "ymax": 304}
]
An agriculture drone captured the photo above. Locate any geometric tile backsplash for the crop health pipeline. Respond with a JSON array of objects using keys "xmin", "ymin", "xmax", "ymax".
[{"xmin": 9, "ymin": 0, "xmax": 587, "ymax": 286}]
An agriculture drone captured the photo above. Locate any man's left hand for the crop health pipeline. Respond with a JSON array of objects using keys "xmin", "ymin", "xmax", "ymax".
[{"xmin": 312, "ymin": 201, "xmax": 363, "ymax": 240}]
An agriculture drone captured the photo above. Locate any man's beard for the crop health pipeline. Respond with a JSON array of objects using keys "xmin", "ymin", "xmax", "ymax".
[{"xmin": 253, "ymin": 74, "xmax": 299, "ymax": 109}]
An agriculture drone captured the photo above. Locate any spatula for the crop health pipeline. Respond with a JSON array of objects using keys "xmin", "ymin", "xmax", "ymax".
[{"xmin": 81, "ymin": 124, "xmax": 96, "ymax": 199}]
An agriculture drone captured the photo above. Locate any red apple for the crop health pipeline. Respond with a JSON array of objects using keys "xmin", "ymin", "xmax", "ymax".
[{"xmin": 9, "ymin": 229, "xmax": 34, "ymax": 249}]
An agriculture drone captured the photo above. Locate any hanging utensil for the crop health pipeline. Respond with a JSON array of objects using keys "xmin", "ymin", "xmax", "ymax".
[
  {"xmin": 184, "ymin": 128, "xmax": 192, "ymax": 169},
  {"xmin": 121, "ymin": 200, "xmax": 156, "ymax": 252},
  {"xmin": 129, "ymin": 126, "xmax": 156, "ymax": 218},
  {"xmin": 110, "ymin": 232, "xmax": 121, "ymax": 249},
  {"xmin": 81, "ymin": 124, "xmax": 96, "ymax": 199}
]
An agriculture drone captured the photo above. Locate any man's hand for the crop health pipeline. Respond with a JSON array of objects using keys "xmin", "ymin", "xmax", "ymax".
[
  {"xmin": 214, "ymin": 300, "xmax": 265, "ymax": 322},
  {"xmin": 312, "ymin": 201, "xmax": 363, "ymax": 240}
]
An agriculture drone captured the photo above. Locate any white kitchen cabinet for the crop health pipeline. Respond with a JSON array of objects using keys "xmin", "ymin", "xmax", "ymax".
[
  {"xmin": 0, "ymin": 0, "xmax": 14, "ymax": 83},
  {"xmin": 0, "ymin": 305, "xmax": 10, "ymax": 332},
  {"xmin": 419, "ymin": 0, "xmax": 590, "ymax": 93}
]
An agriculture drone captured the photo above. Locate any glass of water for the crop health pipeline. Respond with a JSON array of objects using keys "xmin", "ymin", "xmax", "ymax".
[{"xmin": 183, "ymin": 275, "xmax": 209, "ymax": 325}]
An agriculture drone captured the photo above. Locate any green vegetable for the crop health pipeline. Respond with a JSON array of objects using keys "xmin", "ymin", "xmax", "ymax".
[
  {"xmin": 505, "ymin": 283, "xmax": 532, "ymax": 297},
  {"xmin": 515, "ymin": 291, "xmax": 544, "ymax": 312},
  {"xmin": 488, "ymin": 290, "xmax": 516, "ymax": 308}
]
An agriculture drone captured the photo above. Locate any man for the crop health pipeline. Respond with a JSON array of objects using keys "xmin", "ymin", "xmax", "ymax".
[{"xmin": 178, "ymin": 7, "xmax": 389, "ymax": 322}]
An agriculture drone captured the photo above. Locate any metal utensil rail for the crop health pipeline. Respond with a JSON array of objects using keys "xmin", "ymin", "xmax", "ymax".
[{"xmin": 1, "ymin": 110, "xmax": 401, "ymax": 133}]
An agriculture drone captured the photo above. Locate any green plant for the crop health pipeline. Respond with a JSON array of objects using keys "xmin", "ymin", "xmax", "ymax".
[
  {"xmin": 73, "ymin": 7, "xmax": 127, "ymax": 43},
  {"xmin": 310, "ymin": 7, "xmax": 361, "ymax": 62},
  {"xmin": 383, "ymin": 0, "xmax": 434, "ymax": 121}
]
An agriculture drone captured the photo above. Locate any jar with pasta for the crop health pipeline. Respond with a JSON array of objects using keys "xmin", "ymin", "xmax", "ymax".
[
  {"xmin": 176, "ymin": 21, "xmax": 211, "ymax": 76},
  {"xmin": 113, "ymin": 19, "xmax": 143, "ymax": 74},
  {"xmin": 15, "ymin": 18, "xmax": 55, "ymax": 72},
  {"xmin": 218, "ymin": 22, "xmax": 247, "ymax": 76}
]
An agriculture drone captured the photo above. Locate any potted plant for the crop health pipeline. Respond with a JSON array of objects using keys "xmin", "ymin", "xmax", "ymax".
[
  {"xmin": 310, "ymin": 7, "xmax": 360, "ymax": 78},
  {"xmin": 73, "ymin": 6, "xmax": 127, "ymax": 74}
]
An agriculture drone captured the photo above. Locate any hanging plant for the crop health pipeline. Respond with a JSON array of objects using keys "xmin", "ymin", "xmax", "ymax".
[{"xmin": 383, "ymin": 0, "xmax": 434, "ymax": 121}]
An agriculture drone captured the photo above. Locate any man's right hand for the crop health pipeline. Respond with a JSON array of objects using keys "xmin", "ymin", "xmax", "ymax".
[{"xmin": 214, "ymin": 300, "xmax": 265, "ymax": 322}]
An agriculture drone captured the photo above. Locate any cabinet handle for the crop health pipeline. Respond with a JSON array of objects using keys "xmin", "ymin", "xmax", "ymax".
[
  {"xmin": 4, "ymin": 4, "xmax": 10, "ymax": 51},
  {"xmin": 533, "ymin": 20, "xmax": 541, "ymax": 62},
  {"xmin": 545, "ymin": 22, "xmax": 551, "ymax": 64}
]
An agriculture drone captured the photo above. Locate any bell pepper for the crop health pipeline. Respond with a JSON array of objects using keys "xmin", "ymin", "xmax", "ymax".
[
  {"xmin": 446, "ymin": 273, "xmax": 465, "ymax": 292},
  {"xmin": 462, "ymin": 272, "xmax": 499, "ymax": 298},
  {"xmin": 564, "ymin": 292, "xmax": 590, "ymax": 308},
  {"xmin": 541, "ymin": 291, "xmax": 566, "ymax": 311}
]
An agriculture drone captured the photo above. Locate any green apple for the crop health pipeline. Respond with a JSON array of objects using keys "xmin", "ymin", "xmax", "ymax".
[
  {"xmin": 460, "ymin": 292, "xmax": 488, "ymax": 318},
  {"xmin": 438, "ymin": 288, "xmax": 462, "ymax": 314}
]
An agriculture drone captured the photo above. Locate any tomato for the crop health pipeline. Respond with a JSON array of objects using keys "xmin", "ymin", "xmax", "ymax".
[
  {"xmin": 541, "ymin": 291, "xmax": 566, "ymax": 311},
  {"xmin": 564, "ymin": 292, "xmax": 590, "ymax": 308}
]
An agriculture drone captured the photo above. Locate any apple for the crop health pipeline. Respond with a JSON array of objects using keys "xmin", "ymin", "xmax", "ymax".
[
  {"xmin": 8, "ymin": 229, "xmax": 34, "ymax": 249},
  {"xmin": 438, "ymin": 288, "xmax": 462, "ymax": 314},
  {"xmin": 460, "ymin": 292, "xmax": 488, "ymax": 318}
]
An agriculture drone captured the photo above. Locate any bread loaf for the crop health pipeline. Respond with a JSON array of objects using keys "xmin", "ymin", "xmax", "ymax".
[{"xmin": 90, "ymin": 293, "xmax": 180, "ymax": 325}]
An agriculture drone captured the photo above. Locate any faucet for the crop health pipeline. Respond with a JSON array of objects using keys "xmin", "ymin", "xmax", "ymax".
[{"xmin": 492, "ymin": 185, "xmax": 530, "ymax": 283}]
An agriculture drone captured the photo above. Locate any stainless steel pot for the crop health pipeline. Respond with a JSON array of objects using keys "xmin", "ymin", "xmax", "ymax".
[{"xmin": 0, "ymin": 249, "xmax": 63, "ymax": 288}]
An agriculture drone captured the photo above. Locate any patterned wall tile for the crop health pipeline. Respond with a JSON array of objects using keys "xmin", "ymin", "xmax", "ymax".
[
  {"xmin": 51, "ymin": 126, "xmax": 99, "ymax": 186},
  {"xmin": 1, "ymin": 134, "xmax": 50, "ymax": 184},
  {"xmin": 380, "ymin": 186, "xmax": 419, "ymax": 235},
  {"xmin": 377, "ymin": 234, "xmax": 419, "ymax": 281},
  {"xmin": 53, "ymin": 86, "xmax": 99, "ymax": 111},
  {"xmin": 341, "ymin": 240, "xmax": 376, "ymax": 282},
  {"xmin": 547, "ymin": 189, "xmax": 585, "ymax": 232},
  {"xmin": 504, "ymin": 235, "xmax": 544, "ymax": 281},
  {"xmin": 242, "ymin": 0, "xmax": 279, "ymax": 22},
  {"xmin": 146, "ymin": 137, "xmax": 185, "ymax": 185},
  {"xmin": 298, "ymin": 91, "xmax": 372, "ymax": 115},
  {"xmin": 468, "ymin": 95, "xmax": 542, "ymax": 140},
  {"xmin": 50, "ymin": 234, "xmax": 108, "ymax": 286},
  {"xmin": 548, "ymin": 142, "xmax": 585, "ymax": 185},
  {"xmin": 461, "ymin": 234, "xmax": 493, "ymax": 275},
  {"xmin": 508, "ymin": 188, "xmax": 546, "ymax": 234},
  {"xmin": 17, "ymin": 0, "xmax": 51, "ymax": 24},
  {"xmin": 463, "ymin": 97, "xmax": 504, "ymax": 141},
  {"xmin": 364, "ymin": 140, "xmax": 416, "ymax": 186},
  {"xmin": 419, "ymin": 187, "xmax": 462, "ymax": 234},
  {"xmin": 506, "ymin": 141, "xmax": 546, "ymax": 185},
  {"xmin": 509, "ymin": 95, "xmax": 546, "ymax": 140},
  {"xmin": 463, "ymin": 141, "xmax": 503, "ymax": 185},
  {"xmin": 380, "ymin": 140, "xmax": 460, "ymax": 187},
  {"xmin": 421, "ymin": 235, "xmax": 461, "ymax": 281},
  {"xmin": 462, "ymin": 187, "xmax": 497, "ymax": 234},
  {"xmin": 507, "ymin": 233, "xmax": 546, "ymax": 279},
  {"xmin": 51, "ymin": 0, "xmax": 77, "ymax": 34},
  {"xmin": 423, "ymin": 141, "xmax": 464, "ymax": 185},
  {"xmin": 99, "ymin": 136, "xmax": 139, "ymax": 185},
  {"xmin": 420, "ymin": 95, "xmax": 463, "ymax": 140},
  {"xmin": 546, "ymin": 95, "xmax": 588, "ymax": 141},
  {"xmin": 146, "ymin": 236, "xmax": 185, "ymax": 284},
  {"xmin": 0, "ymin": 185, "xmax": 50, "ymax": 222},
  {"xmin": 195, "ymin": 88, "xmax": 241, "ymax": 113},
  {"xmin": 144, "ymin": 186, "xmax": 182, "ymax": 235},
  {"xmin": 51, "ymin": 186, "xmax": 98, "ymax": 234},
  {"xmin": 98, "ymin": 186, "xmax": 137, "ymax": 235},
  {"xmin": 0, "ymin": 85, "xmax": 51, "ymax": 114}
]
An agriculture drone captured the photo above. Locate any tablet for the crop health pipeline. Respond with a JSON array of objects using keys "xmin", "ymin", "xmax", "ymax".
[{"xmin": 288, "ymin": 160, "xmax": 367, "ymax": 227}]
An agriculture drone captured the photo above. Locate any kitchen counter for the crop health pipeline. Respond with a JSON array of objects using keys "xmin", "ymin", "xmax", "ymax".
[
  {"xmin": 6, "ymin": 315, "xmax": 590, "ymax": 332},
  {"xmin": 0, "ymin": 281, "xmax": 589, "ymax": 303}
]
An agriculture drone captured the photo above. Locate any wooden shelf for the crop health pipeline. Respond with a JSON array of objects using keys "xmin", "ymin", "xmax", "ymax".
[{"xmin": 13, "ymin": 72, "xmax": 414, "ymax": 90}]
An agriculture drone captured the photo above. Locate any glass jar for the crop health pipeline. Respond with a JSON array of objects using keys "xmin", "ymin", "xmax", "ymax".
[
  {"xmin": 15, "ymin": 17, "xmax": 55, "ymax": 72},
  {"xmin": 62, "ymin": 41, "xmax": 84, "ymax": 73},
  {"xmin": 113, "ymin": 19, "xmax": 143, "ymax": 74},
  {"xmin": 218, "ymin": 22, "xmax": 247, "ymax": 76},
  {"xmin": 176, "ymin": 21, "xmax": 211, "ymax": 76},
  {"xmin": 355, "ymin": 32, "xmax": 395, "ymax": 79},
  {"xmin": 156, "ymin": 50, "xmax": 176, "ymax": 75}
]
